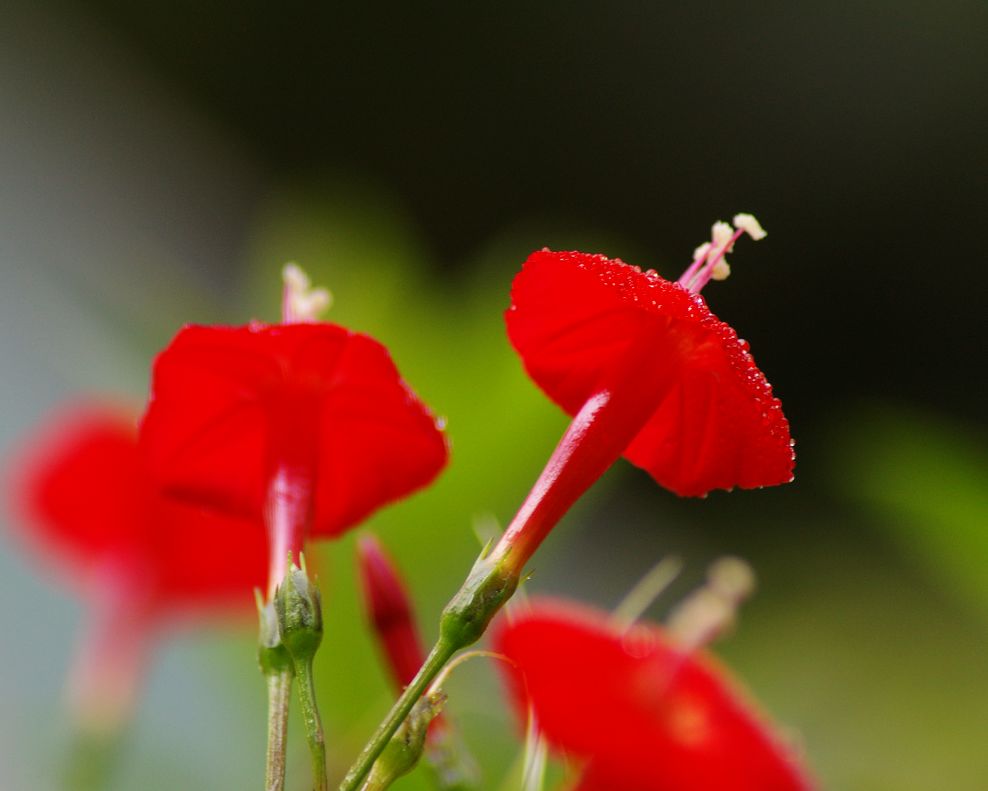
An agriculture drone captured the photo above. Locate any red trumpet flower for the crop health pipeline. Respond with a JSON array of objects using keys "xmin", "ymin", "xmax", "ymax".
[
  {"xmin": 7, "ymin": 405, "xmax": 268, "ymax": 733},
  {"xmin": 140, "ymin": 266, "xmax": 448, "ymax": 593},
  {"xmin": 493, "ymin": 598, "xmax": 813, "ymax": 791},
  {"xmin": 489, "ymin": 215, "xmax": 793, "ymax": 575}
]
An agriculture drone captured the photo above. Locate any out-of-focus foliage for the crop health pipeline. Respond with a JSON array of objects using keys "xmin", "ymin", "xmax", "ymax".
[{"xmin": 834, "ymin": 405, "xmax": 988, "ymax": 618}]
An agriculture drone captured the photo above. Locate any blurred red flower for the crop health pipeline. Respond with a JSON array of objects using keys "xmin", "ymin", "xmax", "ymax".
[
  {"xmin": 10, "ymin": 404, "xmax": 267, "ymax": 615},
  {"xmin": 493, "ymin": 599, "xmax": 813, "ymax": 791},
  {"xmin": 7, "ymin": 404, "xmax": 269, "ymax": 735},
  {"xmin": 140, "ymin": 321, "xmax": 448, "ymax": 590}
]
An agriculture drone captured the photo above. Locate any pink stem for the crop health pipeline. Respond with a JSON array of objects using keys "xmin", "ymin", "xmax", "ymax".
[
  {"xmin": 265, "ymin": 464, "xmax": 313, "ymax": 597},
  {"xmin": 281, "ymin": 282, "xmax": 297, "ymax": 324},
  {"xmin": 67, "ymin": 569, "xmax": 154, "ymax": 737},
  {"xmin": 676, "ymin": 248, "xmax": 712, "ymax": 289},
  {"xmin": 489, "ymin": 328, "xmax": 681, "ymax": 574}
]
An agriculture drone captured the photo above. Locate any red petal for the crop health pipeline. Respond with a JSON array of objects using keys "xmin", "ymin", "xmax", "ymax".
[
  {"xmin": 493, "ymin": 599, "xmax": 813, "ymax": 791},
  {"xmin": 8, "ymin": 405, "xmax": 145, "ymax": 588},
  {"xmin": 8, "ymin": 406, "xmax": 267, "ymax": 614},
  {"xmin": 141, "ymin": 322, "xmax": 448, "ymax": 538},
  {"xmin": 506, "ymin": 250, "xmax": 794, "ymax": 496},
  {"xmin": 147, "ymin": 495, "xmax": 268, "ymax": 613}
]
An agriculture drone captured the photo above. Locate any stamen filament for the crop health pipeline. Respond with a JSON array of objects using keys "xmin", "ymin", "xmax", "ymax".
[
  {"xmin": 611, "ymin": 556, "xmax": 683, "ymax": 632},
  {"xmin": 681, "ymin": 227, "xmax": 746, "ymax": 293}
]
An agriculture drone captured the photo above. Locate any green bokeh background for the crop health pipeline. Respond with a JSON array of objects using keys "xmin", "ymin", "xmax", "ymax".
[{"xmin": 0, "ymin": 2, "xmax": 985, "ymax": 789}]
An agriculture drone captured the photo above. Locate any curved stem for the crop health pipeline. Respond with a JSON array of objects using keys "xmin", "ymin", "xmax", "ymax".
[
  {"xmin": 339, "ymin": 639, "xmax": 458, "ymax": 791},
  {"xmin": 294, "ymin": 659, "xmax": 328, "ymax": 791},
  {"xmin": 265, "ymin": 669, "xmax": 293, "ymax": 791}
]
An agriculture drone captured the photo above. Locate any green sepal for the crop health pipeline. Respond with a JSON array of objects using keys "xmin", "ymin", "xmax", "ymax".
[
  {"xmin": 256, "ymin": 589, "xmax": 292, "ymax": 676},
  {"xmin": 439, "ymin": 552, "xmax": 518, "ymax": 650}
]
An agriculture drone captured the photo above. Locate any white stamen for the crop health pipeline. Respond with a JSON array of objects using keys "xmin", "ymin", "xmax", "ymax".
[
  {"xmin": 708, "ymin": 556, "xmax": 756, "ymax": 601},
  {"xmin": 283, "ymin": 262, "xmax": 310, "ymax": 292},
  {"xmin": 711, "ymin": 259, "xmax": 731, "ymax": 281},
  {"xmin": 282, "ymin": 263, "xmax": 332, "ymax": 323},
  {"xmin": 612, "ymin": 556, "xmax": 683, "ymax": 631},
  {"xmin": 733, "ymin": 213, "xmax": 767, "ymax": 240},
  {"xmin": 679, "ymin": 212, "xmax": 766, "ymax": 293},
  {"xmin": 665, "ymin": 557, "xmax": 756, "ymax": 651},
  {"xmin": 711, "ymin": 221, "xmax": 736, "ymax": 253}
]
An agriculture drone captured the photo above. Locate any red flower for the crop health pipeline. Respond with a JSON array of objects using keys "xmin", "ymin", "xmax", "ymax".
[
  {"xmin": 488, "ymin": 216, "xmax": 792, "ymax": 574},
  {"xmin": 139, "ymin": 269, "xmax": 448, "ymax": 592},
  {"xmin": 7, "ymin": 405, "xmax": 268, "ymax": 732},
  {"xmin": 10, "ymin": 405, "xmax": 267, "ymax": 614},
  {"xmin": 493, "ymin": 599, "xmax": 813, "ymax": 791},
  {"xmin": 507, "ymin": 250, "xmax": 792, "ymax": 496}
]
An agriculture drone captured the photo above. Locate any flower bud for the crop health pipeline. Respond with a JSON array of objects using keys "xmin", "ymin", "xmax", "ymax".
[{"xmin": 361, "ymin": 692, "xmax": 447, "ymax": 791}]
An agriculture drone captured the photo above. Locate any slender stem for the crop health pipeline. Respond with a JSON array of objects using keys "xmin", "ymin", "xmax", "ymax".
[
  {"xmin": 265, "ymin": 669, "xmax": 293, "ymax": 791},
  {"xmin": 611, "ymin": 556, "xmax": 683, "ymax": 631},
  {"xmin": 340, "ymin": 639, "xmax": 458, "ymax": 791},
  {"xmin": 294, "ymin": 659, "xmax": 328, "ymax": 791},
  {"xmin": 62, "ymin": 730, "xmax": 120, "ymax": 791},
  {"xmin": 63, "ymin": 569, "xmax": 152, "ymax": 791}
]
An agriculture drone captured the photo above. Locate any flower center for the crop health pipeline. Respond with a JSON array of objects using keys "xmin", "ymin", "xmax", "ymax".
[{"xmin": 677, "ymin": 213, "xmax": 767, "ymax": 294}]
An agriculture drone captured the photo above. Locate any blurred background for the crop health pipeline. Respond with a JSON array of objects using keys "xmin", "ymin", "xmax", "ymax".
[{"xmin": 1, "ymin": 1, "xmax": 986, "ymax": 789}]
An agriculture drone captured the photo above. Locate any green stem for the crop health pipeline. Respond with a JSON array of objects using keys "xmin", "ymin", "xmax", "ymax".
[
  {"xmin": 62, "ymin": 730, "xmax": 120, "ymax": 791},
  {"xmin": 357, "ymin": 773, "xmax": 390, "ymax": 791},
  {"xmin": 295, "ymin": 659, "xmax": 328, "ymax": 791},
  {"xmin": 265, "ymin": 669, "xmax": 293, "ymax": 791},
  {"xmin": 342, "ymin": 554, "xmax": 518, "ymax": 791},
  {"xmin": 339, "ymin": 639, "xmax": 458, "ymax": 791}
]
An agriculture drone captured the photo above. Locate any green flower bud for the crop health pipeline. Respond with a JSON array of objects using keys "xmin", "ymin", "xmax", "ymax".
[
  {"xmin": 362, "ymin": 692, "xmax": 447, "ymax": 791},
  {"xmin": 273, "ymin": 555, "xmax": 323, "ymax": 665}
]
